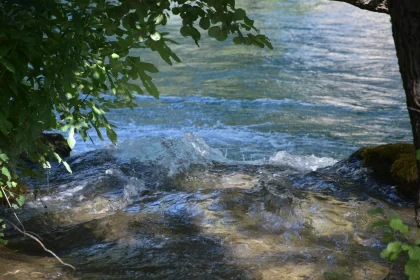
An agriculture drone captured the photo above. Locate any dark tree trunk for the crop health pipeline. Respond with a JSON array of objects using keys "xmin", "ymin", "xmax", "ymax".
[{"xmin": 388, "ymin": 0, "xmax": 420, "ymax": 226}]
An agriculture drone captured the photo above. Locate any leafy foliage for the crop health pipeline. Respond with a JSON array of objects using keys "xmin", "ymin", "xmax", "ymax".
[
  {"xmin": 369, "ymin": 207, "xmax": 420, "ymax": 280},
  {"xmin": 0, "ymin": 0, "xmax": 271, "ymax": 231}
]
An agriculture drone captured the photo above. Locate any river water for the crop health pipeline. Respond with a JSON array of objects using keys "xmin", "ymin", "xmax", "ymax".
[
  {"xmin": 75, "ymin": 0, "xmax": 411, "ymax": 160},
  {"xmin": 2, "ymin": 0, "xmax": 420, "ymax": 279}
]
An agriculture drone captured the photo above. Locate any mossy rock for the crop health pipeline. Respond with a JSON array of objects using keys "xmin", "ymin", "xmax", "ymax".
[{"xmin": 360, "ymin": 143, "xmax": 417, "ymax": 198}]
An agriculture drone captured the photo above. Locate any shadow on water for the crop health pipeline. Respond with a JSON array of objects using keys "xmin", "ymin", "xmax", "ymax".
[{"xmin": 66, "ymin": 213, "xmax": 256, "ymax": 279}]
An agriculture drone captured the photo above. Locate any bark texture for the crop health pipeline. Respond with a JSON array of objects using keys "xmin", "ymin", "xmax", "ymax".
[
  {"xmin": 333, "ymin": 0, "xmax": 388, "ymax": 14},
  {"xmin": 388, "ymin": 0, "xmax": 420, "ymax": 226}
]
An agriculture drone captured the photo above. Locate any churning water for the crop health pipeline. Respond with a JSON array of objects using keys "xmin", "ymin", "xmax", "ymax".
[
  {"xmin": 2, "ymin": 0, "xmax": 419, "ymax": 279},
  {"xmin": 74, "ymin": 0, "xmax": 410, "ymax": 162}
]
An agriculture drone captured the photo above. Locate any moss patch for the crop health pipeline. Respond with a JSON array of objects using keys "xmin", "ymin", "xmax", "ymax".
[{"xmin": 360, "ymin": 143, "xmax": 417, "ymax": 198}]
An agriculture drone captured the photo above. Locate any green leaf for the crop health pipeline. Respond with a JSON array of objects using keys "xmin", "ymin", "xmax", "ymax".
[
  {"xmin": 199, "ymin": 17, "xmax": 210, "ymax": 30},
  {"xmin": 389, "ymin": 215, "xmax": 409, "ymax": 234},
  {"xmin": 416, "ymin": 149, "xmax": 420, "ymax": 161},
  {"xmin": 208, "ymin": 26, "xmax": 220, "ymax": 38},
  {"xmin": 62, "ymin": 161, "xmax": 72, "ymax": 173},
  {"xmin": 408, "ymin": 246, "xmax": 420, "ymax": 261},
  {"xmin": 16, "ymin": 195, "xmax": 25, "ymax": 207},
  {"xmin": 138, "ymin": 62, "xmax": 159, "ymax": 73},
  {"xmin": 106, "ymin": 127, "xmax": 118, "ymax": 145},
  {"xmin": 154, "ymin": 14, "xmax": 165, "ymax": 24},
  {"xmin": 180, "ymin": 25, "xmax": 191, "ymax": 37},
  {"xmin": 111, "ymin": 53, "xmax": 120, "ymax": 59},
  {"xmin": 405, "ymin": 260, "xmax": 420, "ymax": 280},
  {"xmin": 1, "ymin": 166, "xmax": 11, "ymax": 180},
  {"xmin": 53, "ymin": 152, "xmax": 63, "ymax": 163},
  {"xmin": 172, "ymin": 7, "xmax": 180, "ymax": 15},
  {"xmin": 233, "ymin": 36, "xmax": 242, "ymax": 45},
  {"xmin": 0, "ymin": 57, "xmax": 15, "ymax": 73},
  {"xmin": 6, "ymin": 181, "xmax": 17, "ymax": 188},
  {"xmin": 125, "ymin": 83, "xmax": 144, "ymax": 94},
  {"xmin": 382, "ymin": 233, "xmax": 395, "ymax": 243},
  {"xmin": 368, "ymin": 207, "xmax": 385, "ymax": 216},
  {"xmin": 381, "ymin": 241, "xmax": 403, "ymax": 262},
  {"xmin": 388, "ymin": 241, "xmax": 402, "ymax": 252},
  {"xmin": 234, "ymin": 9, "xmax": 246, "ymax": 21},
  {"xmin": 215, "ymin": 30, "xmax": 228, "ymax": 41},
  {"xmin": 67, "ymin": 127, "xmax": 76, "ymax": 149},
  {"xmin": 0, "ymin": 153, "xmax": 9, "ymax": 162},
  {"xmin": 92, "ymin": 105, "xmax": 105, "ymax": 115},
  {"xmin": 150, "ymin": 31, "xmax": 161, "ymax": 41},
  {"xmin": 244, "ymin": 16, "xmax": 254, "ymax": 27}
]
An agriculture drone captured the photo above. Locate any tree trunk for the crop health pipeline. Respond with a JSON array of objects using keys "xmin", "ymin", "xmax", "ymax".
[{"xmin": 388, "ymin": 0, "xmax": 420, "ymax": 226}]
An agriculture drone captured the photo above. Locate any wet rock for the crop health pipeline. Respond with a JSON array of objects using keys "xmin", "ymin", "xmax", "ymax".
[
  {"xmin": 41, "ymin": 133, "xmax": 71, "ymax": 158},
  {"xmin": 348, "ymin": 143, "xmax": 417, "ymax": 199}
]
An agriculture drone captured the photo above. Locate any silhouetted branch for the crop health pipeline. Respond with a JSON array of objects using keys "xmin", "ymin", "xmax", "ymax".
[
  {"xmin": 332, "ymin": 0, "xmax": 389, "ymax": 14},
  {"xmin": 3, "ymin": 218, "xmax": 76, "ymax": 270}
]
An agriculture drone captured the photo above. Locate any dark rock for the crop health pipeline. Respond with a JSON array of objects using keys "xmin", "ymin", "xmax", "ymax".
[{"xmin": 40, "ymin": 133, "xmax": 71, "ymax": 158}]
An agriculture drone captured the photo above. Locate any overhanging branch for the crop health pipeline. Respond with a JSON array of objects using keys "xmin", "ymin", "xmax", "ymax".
[{"xmin": 332, "ymin": 0, "xmax": 389, "ymax": 14}]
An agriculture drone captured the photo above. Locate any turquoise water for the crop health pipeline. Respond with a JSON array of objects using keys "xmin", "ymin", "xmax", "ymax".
[{"xmin": 76, "ymin": 0, "xmax": 410, "ymax": 162}]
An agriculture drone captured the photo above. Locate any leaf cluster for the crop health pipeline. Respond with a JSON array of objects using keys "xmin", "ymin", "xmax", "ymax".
[
  {"xmin": 369, "ymin": 207, "xmax": 420, "ymax": 280},
  {"xmin": 0, "ymin": 0, "xmax": 271, "ymax": 216}
]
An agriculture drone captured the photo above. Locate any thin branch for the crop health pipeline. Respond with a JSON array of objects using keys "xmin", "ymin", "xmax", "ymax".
[
  {"xmin": 3, "ymin": 217, "xmax": 76, "ymax": 270},
  {"xmin": 332, "ymin": 0, "xmax": 389, "ymax": 14},
  {"xmin": 407, "ymin": 107, "xmax": 420, "ymax": 114},
  {"xmin": 77, "ymin": 89, "xmax": 92, "ymax": 108},
  {"xmin": 0, "ymin": 186, "xmax": 25, "ymax": 233}
]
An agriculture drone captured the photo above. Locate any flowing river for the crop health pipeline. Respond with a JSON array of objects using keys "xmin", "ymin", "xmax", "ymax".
[{"xmin": 2, "ymin": 0, "xmax": 420, "ymax": 279}]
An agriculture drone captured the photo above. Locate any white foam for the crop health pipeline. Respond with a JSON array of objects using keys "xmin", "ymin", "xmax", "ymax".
[
  {"xmin": 112, "ymin": 133, "xmax": 226, "ymax": 176},
  {"xmin": 268, "ymin": 151, "xmax": 337, "ymax": 171}
]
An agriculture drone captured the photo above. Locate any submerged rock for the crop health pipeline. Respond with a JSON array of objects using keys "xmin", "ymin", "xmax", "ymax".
[{"xmin": 349, "ymin": 143, "xmax": 417, "ymax": 199}]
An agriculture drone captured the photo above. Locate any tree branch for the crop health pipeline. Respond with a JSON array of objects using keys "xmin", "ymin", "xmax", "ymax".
[
  {"xmin": 3, "ymin": 217, "xmax": 76, "ymax": 270},
  {"xmin": 332, "ymin": 0, "xmax": 389, "ymax": 14}
]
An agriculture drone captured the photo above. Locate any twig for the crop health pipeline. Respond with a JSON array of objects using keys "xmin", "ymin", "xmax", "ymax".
[
  {"xmin": 0, "ymin": 186, "xmax": 25, "ymax": 232},
  {"xmin": 407, "ymin": 106, "xmax": 420, "ymax": 114},
  {"xmin": 1, "ymin": 270, "xmax": 22, "ymax": 279},
  {"xmin": 1, "ymin": 270, "xmax": 47, "ymax": 279},
  {"xmin": 3, "ymin": 217, "xmax": 76, "ymax": 270}
]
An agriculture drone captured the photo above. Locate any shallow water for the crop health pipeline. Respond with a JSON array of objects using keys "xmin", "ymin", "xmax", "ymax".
[
  {"xmin": 1, "ymin": 0, "xmax": 419, "ymax": 279},
  {"xmin": 2, "ymin": 136, "xmax": 419, "ymax": 279}
]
